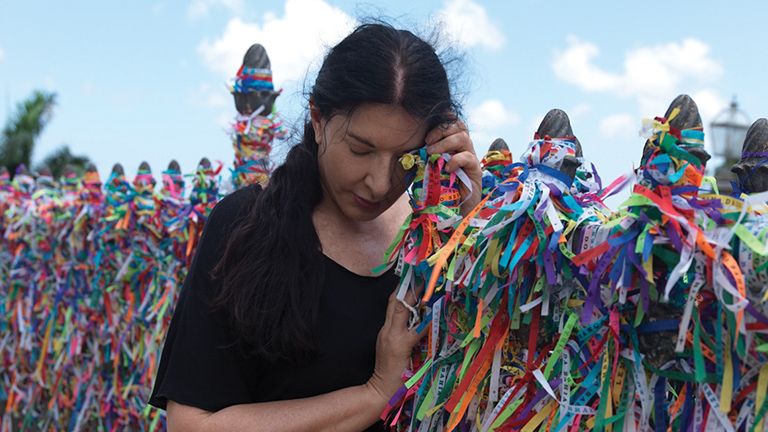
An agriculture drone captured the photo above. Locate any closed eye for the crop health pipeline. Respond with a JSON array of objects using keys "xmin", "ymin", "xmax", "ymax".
[{"xmin": 349, "ymin": 145, "xmax": 372, "ymax": 156}]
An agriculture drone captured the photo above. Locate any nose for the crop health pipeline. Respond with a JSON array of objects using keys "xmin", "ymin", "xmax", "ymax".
[{"xmin": 363, "ymin": 155, "xmax": 395, "ymax": 200}]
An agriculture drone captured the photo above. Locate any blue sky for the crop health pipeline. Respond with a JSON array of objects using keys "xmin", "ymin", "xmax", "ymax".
[{"xmin": 1, "ymin": 0, "xmax": 766, "ymax": 191}]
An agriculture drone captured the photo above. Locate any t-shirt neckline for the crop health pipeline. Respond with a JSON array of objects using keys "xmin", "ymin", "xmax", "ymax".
[{"xmin": 322, "ymin": 253, "xmax": 395, "ymax": 280}]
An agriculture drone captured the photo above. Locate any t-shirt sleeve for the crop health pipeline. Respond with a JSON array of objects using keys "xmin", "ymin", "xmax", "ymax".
[{"xmin": 148, "ymin": 185, "xmax": 260, "ymax": 412}]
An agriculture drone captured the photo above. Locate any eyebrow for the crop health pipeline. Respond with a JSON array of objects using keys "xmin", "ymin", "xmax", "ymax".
[
  {"xmin": 347, "ymin": 129, "xmax": 425, "ymax": 153},
  {"xmin": 346, "ymin": 131, "xmax": 376, "ymax": 148}
]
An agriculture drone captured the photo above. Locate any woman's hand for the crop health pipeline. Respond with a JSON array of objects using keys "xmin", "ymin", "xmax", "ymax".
[
  {"xmin": 425, "ymin": 119, "xmax": 482, "ymax": 216},
  {"xmin": 366, "ymin": 292, "xmax": 424, "ymax": 405}
]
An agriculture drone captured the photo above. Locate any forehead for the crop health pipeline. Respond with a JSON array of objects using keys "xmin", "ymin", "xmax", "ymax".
[{"xmin": 337, "ymin": 103, "xmax": 428, "ymax": 150}]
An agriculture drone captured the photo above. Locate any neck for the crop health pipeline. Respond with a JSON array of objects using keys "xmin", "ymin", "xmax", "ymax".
[{"xmin": 313, "ymin": 196, "xmax": 379, "ymax": 234}]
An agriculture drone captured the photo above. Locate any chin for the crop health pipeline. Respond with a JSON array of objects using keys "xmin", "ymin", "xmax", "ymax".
[{"xmin": 341, "ymin": 197, "xmax": 392, "ymax": 222}]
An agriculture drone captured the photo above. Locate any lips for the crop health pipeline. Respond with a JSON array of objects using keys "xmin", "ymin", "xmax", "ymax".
[{"xmin": 353, "ymin": 194, "xmax": 380, "ymax": 210}]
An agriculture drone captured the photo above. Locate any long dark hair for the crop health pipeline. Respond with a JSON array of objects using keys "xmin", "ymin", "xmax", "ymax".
[{"xmin": 214, "ymin": 23, "xmax": 460, "ymax": 362}]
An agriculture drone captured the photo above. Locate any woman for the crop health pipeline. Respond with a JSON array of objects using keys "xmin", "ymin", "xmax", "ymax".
[{"xmin": 149, "ymin": 23, "xmax": 481, "ymax": 431}]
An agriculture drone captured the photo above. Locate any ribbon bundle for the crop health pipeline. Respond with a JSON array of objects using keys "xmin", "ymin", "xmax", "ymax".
[
  {"xmin": 230, "ymin": 66, "xmax": 275, "ymax": 94},
  {"xmin": 230, "ymin": 111, "xmax": 287, "ymax": 189},
  {"xmin": 0, "ymin": 162, "xmax": 221, "ymax": 431},
  {"xmin": 228, "ymin": 57, "xmax": 287, "ymax": 190},
  {"xmin": 2, "ymin": 105, "xmax": 768, "ymax": 431},
  {"xmin": 383, "ymin": 112, "xmax": 768, "ymax": 431}
]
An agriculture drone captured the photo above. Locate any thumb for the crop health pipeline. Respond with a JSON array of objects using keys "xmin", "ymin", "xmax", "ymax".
[
  {"xmin": 392, "ymin": 296, "xmax": 413, "ymax": 328},
  {"xmin": 384, "ymin": 291, "xmax": 412, "ymax": 328}
]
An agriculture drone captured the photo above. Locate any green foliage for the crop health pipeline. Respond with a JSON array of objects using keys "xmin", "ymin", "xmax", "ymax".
[
  {"xmin": 0, "ymin": 90, "xmax": 92, "ymax": 178},
  {"xmin": 37, "ymin": 145, "xmax": 91, "ymax": 178}
]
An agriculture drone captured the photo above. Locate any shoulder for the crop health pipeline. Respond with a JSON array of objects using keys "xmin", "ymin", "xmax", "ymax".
[
  {"xmin": 193, "ymin": 184, "xmax": 262, "ymax": 266},
  {"xmin": 210, "ymin": 184, "xmax": 262, "ymax": 223},
  {"xmin": 205, "ymin": 184, "xmax": 262, "ymax": 234}
]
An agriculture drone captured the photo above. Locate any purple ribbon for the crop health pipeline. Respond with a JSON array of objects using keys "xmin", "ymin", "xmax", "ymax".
[{"xmin": 741, "ymin": 152, "xmax": 768, "ymax": 158}]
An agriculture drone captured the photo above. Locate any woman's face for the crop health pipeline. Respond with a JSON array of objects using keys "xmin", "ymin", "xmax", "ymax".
[{"xmin": 312, "ymin": 103, "xmax": 428, "ymax": 222}]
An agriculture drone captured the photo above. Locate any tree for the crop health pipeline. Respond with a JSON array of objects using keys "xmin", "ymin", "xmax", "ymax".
[
  {"xmin": 38, "ymin": 145, "xmax": 91, "ymax": 178},
  {"xmin": 0, "ymin": 90, "xmax": 91, "ymax": 178}
]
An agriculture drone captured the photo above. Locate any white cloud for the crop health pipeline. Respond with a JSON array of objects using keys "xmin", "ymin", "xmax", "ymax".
[
  {"xmin": 553, "ymin": 36, "xmax": 724, "ymax": 115},
  {"xmin": 188, "ymin": 0, "xmax": 244, "ymax": 20},
  {"xmin": 469, "ymin": 99, "xmax": 520, "ymax": 130},
  {"xmin": 0, "ymin": 47, "xmax": 4, "ymax": 63},
  {"xmin": 468, "ymin": 99, "xmax": 520, "ymax": 154},
  {"xmin": 599, "ymin": 113, "xmax": 637, "ymax": 139},
  {"xmin": 198, "ymin": 0, "xmax": 356, "ymax": 87},
  {"xmin": 553, "ymin": 36, "xmax": 621, "ymax": 92},
  {"xmin": 437, "ymin": 0, "xmax": 504, "ymax": 50},
  {"xmin": 554, "ymin": 35, "xmax": 729, "ymax": 182},
  {"xmin": 569, "ymin": 103, "xmax": 591, "ymax": 120}
]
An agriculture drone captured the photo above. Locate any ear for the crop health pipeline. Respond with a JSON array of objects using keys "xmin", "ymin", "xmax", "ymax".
[{"xmin": 309, "ymin": 100, "xmax": 323, "ymax": 145}]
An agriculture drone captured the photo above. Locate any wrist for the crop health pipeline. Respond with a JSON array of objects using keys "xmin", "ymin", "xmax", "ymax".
[
  {"xmin": 361, "ymin": 380, "xmax": 390, "ymax": 423},
  {"xmin": 363, "ymin": 374, "xmax": 391, "ymax": 404}
]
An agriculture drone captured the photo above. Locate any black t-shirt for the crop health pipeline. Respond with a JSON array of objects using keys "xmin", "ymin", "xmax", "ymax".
[{"xmin": 149, "ymin": 185, "xmax": 395, "ymax": 431}]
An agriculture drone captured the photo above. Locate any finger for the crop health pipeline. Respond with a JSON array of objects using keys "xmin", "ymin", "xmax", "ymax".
[
  {"xmin": 406, "ymin": 314, "xmax": 432, "ymax": 346},
  {"xmin": 426, "ymin": 124, "xmax": 469, "ymax": 151},
  {"xmin": 425, "ymin": 120, "xmax": 466, "ymax": 146},
  {"xmin": 403, "ymin": 287, "xmax": 419, "ymax": 308},
  {"xmin": 402, "ymin": 327, "xmax": 427, "ymax": 350},
  {"xmin": 390, "ymin": 297, "xmax": 413, "ymax": 330},
  {"xmin": 383, "ymin": 291, "xmax": 399, "ymax": 330},
  {"xmin": 388, "ymin": 288, "xmax": 423, "ymax": 334},
  {"xmin": 445, "ymin": 151, "xmax": 481, "ymax": 175},
  {"xmin": 427, "ymin": 131, "xmax": 475, "ymax": 157}
]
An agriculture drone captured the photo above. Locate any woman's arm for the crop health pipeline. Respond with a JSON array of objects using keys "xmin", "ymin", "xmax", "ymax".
[
  {"xmin": 168, "ymin": 383, "xmax": 385, "ymax": 432},
  {"xmin": 168, "ymin": 292, "xmax": 421, "ymax": 432}
]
